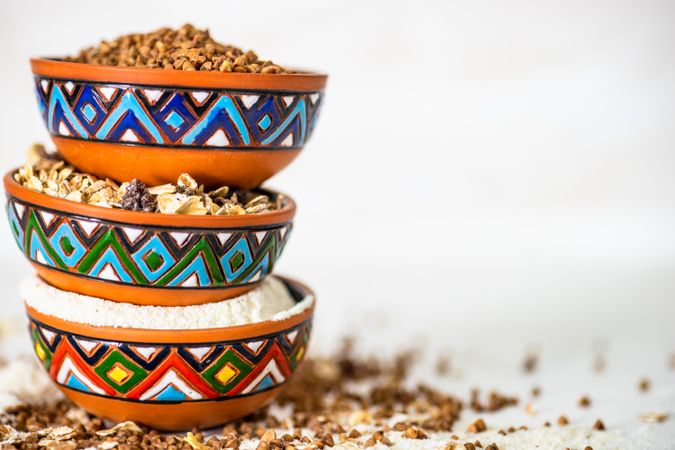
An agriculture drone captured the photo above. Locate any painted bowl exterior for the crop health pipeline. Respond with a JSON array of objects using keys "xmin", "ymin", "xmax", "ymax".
[
  {"xmin": 31, "ymin": 58, "xmax": 327, "ymax": 189},
  {"xmin": 4, "ymin": 172, "xmax": 295, "ymax": 305},
  {"xmin": 26, "ymin": 277, "xmax": 314, "ymax": 430}
]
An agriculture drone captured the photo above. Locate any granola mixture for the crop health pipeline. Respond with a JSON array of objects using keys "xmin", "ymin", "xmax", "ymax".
[
  {"xmin": 65, "ymin": 24, "xmax": 288, "ymax": 74},
  {"xmin": 13, "ymin": 144, "xmax": 284, "ymax": 215}
]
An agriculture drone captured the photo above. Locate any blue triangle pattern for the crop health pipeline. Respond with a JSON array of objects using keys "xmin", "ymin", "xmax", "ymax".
[
  {"xmin": 181, "ymin": 96, "xmax": 250, "ymax": 146},
  {"xmin": 261, "ymin": 99, "xmax": 307, "ymax": 145},
  {"xmin": 88, "ymin": 246, "xmax": 134, "ymax": 282},
  {"xmin": 66, "ymin": 374, "xmax": 91, "ymax": 392},
  {"xmin": 167, "ymin": 254, "xmax": 211, "ymax": 287},
  {"xmin": 37, "ymin": 78, "xmax": 322, "ymax": 148},
  {"xmin": 29, "ymin": 230, "xmax": 56, "ymax": 267},
  {"xmin": 95, "ymin": 92, "xmax": 164, "ymax": 143},
  {"xmin": 155, "ymin": 384, "xmax": 188, "ymax": 401},
  {"xmin": 254, "ymin": 374, "xmax": 275, "ymax": 392},
  {"xmin": 47, "ymin": 85, "xmax": 87, "ymax": 138}
]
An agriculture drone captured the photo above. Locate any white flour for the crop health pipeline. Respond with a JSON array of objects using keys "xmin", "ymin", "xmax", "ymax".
[{"xmin": 20, "ymin": 276, "xmax": 314, "ymax": 329}]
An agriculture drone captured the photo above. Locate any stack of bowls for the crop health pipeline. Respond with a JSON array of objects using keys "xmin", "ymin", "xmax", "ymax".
[{"xmin": 5, "ymin": 57, "xmax": 327, "ymax": 429}]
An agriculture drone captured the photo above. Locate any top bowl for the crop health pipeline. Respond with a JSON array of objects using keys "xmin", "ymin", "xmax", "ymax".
[{"xmin": 31, "ymin": 58, "xmax": 327, "ymax": 189}]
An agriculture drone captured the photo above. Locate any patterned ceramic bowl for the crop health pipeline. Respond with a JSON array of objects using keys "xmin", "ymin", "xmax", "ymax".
[
  {"xmin": 4, "ymin": 170, "xmax": 295, "ymax": 305},
  {"xmin": 30, "ymin": 58, "xmax": 326, "ymax": 189},
  {"xmin": 26, "ymin": 276, "xmax": 314, "ymax": 431}
]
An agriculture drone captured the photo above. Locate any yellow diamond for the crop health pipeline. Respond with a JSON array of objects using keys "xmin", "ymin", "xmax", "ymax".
[
  {"xmin": 35, "ymin": 342, "xmax": 46, "ymax": 361},
  {"xmin": 295, "ymin": 345, "xmax": 305, "ymax": 362},
  {"xmin": 215, "ymin": 362, "xmax": 238, "ymax": 384},
  {"xmin": 107, "ymin": 364, "xmax": 131, "ymax": 384}
]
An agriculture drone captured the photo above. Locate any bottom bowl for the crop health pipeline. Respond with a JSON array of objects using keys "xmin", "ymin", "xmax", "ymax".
[{"xmin": 25, "ymin": 276, "xmax": 314, "ymax": 430}]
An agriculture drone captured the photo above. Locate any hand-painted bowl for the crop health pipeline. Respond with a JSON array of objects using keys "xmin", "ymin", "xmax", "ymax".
[
  {"xmin": 30, "ymin": 58, "xmax": 326, "ymax": 189},
  {"xmin": 26, "ymin": 276, "xmax": 314, "ymax": 431},
  {"xmin": 4, "ymin": 170, "xmax": 295, "ymax": 306}
]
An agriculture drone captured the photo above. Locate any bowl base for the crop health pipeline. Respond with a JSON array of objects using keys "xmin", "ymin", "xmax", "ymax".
[
  {"xmin": 53, "ymin": 137, "xmax": 300, "ymax": 189},
  {"xmin": 59, "ymin": 385, "xmax": 283, "ymax": 431},
  {"xmin": 34, "ymin": 264, "xmax": 260, "ymax": 306}
]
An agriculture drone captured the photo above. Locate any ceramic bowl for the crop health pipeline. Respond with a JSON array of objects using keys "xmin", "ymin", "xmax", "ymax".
[
  {"xmin": 30, "ymin": 58, "xmax": 327, "ymax": 189},
  {"xmin": 25, "ymin": 276, "xmax": 314, "ymax": 431},
  {"xmin": 4, "ymin": 170, "xmax": 295, "ymax": 306}
]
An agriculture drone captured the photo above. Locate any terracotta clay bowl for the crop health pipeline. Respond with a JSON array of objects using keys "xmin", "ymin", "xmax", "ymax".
[
  {"xmin": 25, "ymin": 276, "xmax": 314, "ymax": 431},
  {"xmin": 30, "ymin": 58, "xmax": 327, "ymax": 189},
  {"xmin": 4, "ymin": 170, "xmax": 295, "ymax": 306}
]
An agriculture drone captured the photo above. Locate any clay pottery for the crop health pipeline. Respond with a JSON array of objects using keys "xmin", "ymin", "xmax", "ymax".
[
  {"xmin": 5, "ymin": 170, "xmax": 295, "ymax": 305},
  {"xmin": 31, "ymin": 58, "xmax": 327, "ymax": 189},
  {"xmin": 25, "ymin": 276, "xmax": 313, "ymax": 430}
]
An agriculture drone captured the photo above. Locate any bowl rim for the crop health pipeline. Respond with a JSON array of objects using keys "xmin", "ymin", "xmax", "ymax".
[
  {"xmin": 31, "ymin": 57, "xmax": 328, "ymax": 92},
  {"xmin": 25, "ymin": 275, "xmax": 314, "ymax": 343},
  {"xmin": 3, "ymin": 170, "xmax": 296, "ymax": 228}
]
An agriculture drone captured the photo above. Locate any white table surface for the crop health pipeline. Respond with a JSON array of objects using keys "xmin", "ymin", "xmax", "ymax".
[
  {"xmin": 1, "ymin": 1, "xmax": 674, "ymax": 448},
  {"xmin": 2, "ymin": 257, "xmax": 674, "ymax": 449}
]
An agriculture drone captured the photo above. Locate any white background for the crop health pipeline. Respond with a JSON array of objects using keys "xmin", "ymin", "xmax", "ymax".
[{"xmin": 1, "ymin": 1, "xmax": 674, "ymax": 447}]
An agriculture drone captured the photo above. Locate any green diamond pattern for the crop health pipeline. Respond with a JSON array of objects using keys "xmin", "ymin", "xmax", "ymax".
[
  {"xmin": 94, "ymin": 350, "xmax": 147, "ymax": 393},
  {"xmin": 144, "ymin": 250, "xmax": 164, "ymax": 272},
  {"xmin": 202, "ymin": 348, "xmax": 253, "ymax": 393},
  {"xmin": 15, "ymin": 205, "xmax": 284, "ymax": 288},
  {"xmin": 59, "ymin": 236, "xmax": 75, "ymax": 256},
  {"xmin": 229, "ymin": 251, "xmax": 245, "ymax": 273}
]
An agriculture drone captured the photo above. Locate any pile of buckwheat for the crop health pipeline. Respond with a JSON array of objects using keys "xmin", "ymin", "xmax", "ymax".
[
  {"xmin": 0, "ymin": 341, "xmax": 494, "ymax": 450},
  {"xmin": 1, "ymin": 336, "xmax": 668, "ymax": 449},
  {"xmin": 65, "ymin": 24, "xmax": 288, "ymax": 74},
  {"xmin": 13, "ymin": 144, "xmax": 283, "ymax": 215}
]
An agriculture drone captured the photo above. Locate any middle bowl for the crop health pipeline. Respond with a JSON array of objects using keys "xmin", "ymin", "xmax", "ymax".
[{"xmin": 4, "ymin": 171, "xmax": 295, "ymax": 306}]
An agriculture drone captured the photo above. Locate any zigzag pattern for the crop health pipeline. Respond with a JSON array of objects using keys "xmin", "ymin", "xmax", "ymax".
[
  {"xmin": 30, "ymin": 318, "xmax": 311, "ymax": 402},
  {"xmin": 7, "ymin": 198, "xmax": 292, "ymax": 289},
  {"xmin": 34, "ymin": 77, "xmax": 323, "ymax": 149}
]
